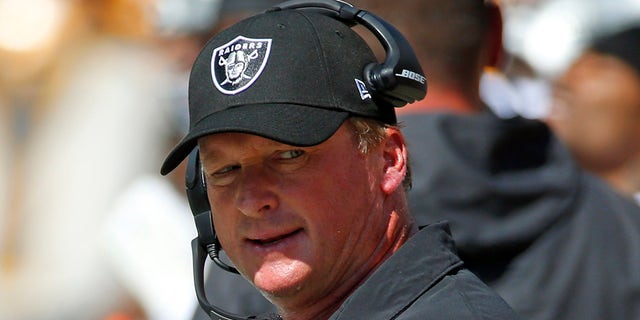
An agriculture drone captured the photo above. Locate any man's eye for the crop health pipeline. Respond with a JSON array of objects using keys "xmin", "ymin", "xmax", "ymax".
[
  {"xmin": 207, "ymin": 165, "xmax": 240, "ymax": 186},
  {"xmin": 279, "ymin": 150, "xmax": 305, "ymax": 160},
  {"xmin": 214, "ymin": 165, "xmax": 240, "ymax": 175}
]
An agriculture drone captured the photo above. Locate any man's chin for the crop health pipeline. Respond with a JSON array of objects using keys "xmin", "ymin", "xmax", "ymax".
[{"xmin": 252, "ymin": 259, "xmax": 312, "ymax": 298}]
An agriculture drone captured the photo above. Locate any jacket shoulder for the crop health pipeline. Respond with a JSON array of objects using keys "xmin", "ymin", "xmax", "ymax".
[{"xmin": 398, "ymin": 268, "xmax": 521, "ymax": 319}]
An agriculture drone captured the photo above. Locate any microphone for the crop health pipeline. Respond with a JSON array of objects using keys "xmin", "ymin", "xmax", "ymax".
[
  {"xmin": 210, "ymin": 237, "xmax": 240, "ymax": 275},
  {"xmin": 192, "ymin": 239, "xmax": 282, "ymax": 320}
]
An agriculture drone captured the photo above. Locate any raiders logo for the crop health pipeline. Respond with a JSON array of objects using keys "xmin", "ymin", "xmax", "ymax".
[{"xmin": 211, "ymin": 36, "xmax": 272, "ymax": 95}]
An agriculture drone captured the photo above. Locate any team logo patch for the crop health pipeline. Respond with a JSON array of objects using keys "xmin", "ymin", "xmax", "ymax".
[{"xmin": 211, "ymin": 36, "xmax": 272, "ymax": 95}]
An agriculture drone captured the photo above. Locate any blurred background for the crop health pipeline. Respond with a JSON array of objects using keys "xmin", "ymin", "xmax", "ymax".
[{"xmin": 0, "ymin": 0, "xmax": 638, "ymax": 319}]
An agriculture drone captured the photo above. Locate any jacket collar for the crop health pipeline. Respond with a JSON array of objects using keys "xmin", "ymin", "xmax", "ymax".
[{"xmin": 330, "ymin": 222, "xmax": 463, "ymax": 319}]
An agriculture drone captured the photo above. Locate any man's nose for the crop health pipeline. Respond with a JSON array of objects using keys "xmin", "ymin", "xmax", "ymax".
[{"xmin": 235, "ymin": 166, "xmax": 279, "ymax": 218}]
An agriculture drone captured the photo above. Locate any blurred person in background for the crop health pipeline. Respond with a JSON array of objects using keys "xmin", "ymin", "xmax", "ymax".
[
  {"xmin": 0, "ymin": 0, "xmax": 217, "ymax": 319},
  {"xmin": 355, "ymin": 0, "xmax": 501, "ymax": 115},
  {"xmin": 352, "ymin": 0, "xmax": 551, "ymax": 119},
  {"xmin": 353, "ymin": 0, "xmax": 640, "ymax": 319},
  {"xmin": 98, "ymin": 1, "xmax": 236, "ymax": 320},
  {"xmin": 547, "ymin": 25, "xmax": 640, "ymax": 205}
]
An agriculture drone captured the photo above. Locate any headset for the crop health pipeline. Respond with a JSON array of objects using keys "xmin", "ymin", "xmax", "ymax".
[{"xmin": 186, "ymin": 1, "xmax": 427, "ymax": 319}]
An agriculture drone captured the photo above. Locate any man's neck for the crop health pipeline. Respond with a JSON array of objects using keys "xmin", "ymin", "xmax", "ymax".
[
  {"xmin": 396, "ymin": 84, "xmax": 481, "ymax": 115},
  {"xmin": 599, "ymin": 160, "xmax": 640, "ymax": 200}
]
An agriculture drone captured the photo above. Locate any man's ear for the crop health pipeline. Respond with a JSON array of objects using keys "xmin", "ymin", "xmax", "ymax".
[{"xmin": 380, "ymin": 127, "xmax": 408, "ymax": 194}]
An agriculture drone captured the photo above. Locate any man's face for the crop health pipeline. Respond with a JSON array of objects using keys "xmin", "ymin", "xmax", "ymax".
[
  {"xmin": 548, "ymin": 51, "xmax": 640, "ymax": 173},
  {"xmin": 227, "ymin": 60, "xmax": 245, "ymax": 81},
  {"xmin": 198, "ymin": 123, "xmax": 393, "ymax": 310}
]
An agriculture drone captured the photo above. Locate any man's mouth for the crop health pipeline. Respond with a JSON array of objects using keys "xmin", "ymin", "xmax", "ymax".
[{"xmin": 249, "ymin": 229, "xmax": 303, "ymax": 246}]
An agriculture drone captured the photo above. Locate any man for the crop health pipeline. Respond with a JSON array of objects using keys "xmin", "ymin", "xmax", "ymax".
[
  {"xmin": 354, "ymin": 0, "xmax": 640, "ymax": 319},
  {"xmin": 160, "ymin": 2, "xmax": 518, "ymax": 319},
  {"xmin": 547, "ymin": 25, "xmax": 640, "ymax": 204},
  {"xmin": 354, "ymin": 0, "xmax": 503, "ymax": 115}
]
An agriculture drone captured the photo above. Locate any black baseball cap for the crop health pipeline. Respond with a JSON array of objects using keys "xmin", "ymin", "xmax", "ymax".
[{"xmin": 160, "ymin": 8, "xmax": 397, "ymax": 175}]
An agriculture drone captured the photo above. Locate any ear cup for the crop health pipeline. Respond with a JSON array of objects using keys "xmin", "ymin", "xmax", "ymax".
[
  {"xmin": 273, "ymin": 0, "xmax": 427, "ymax": 107},
  {"xmin": 363, "ymin": 62, "xmax": 407, "ymax": 107},
  {"xmin": 354, "ymin": 9, "xmax": 426, "ymax": 107}
]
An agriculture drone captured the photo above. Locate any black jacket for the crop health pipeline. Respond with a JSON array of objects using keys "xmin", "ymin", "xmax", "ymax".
[
  {"xmin": 330, "ymin": 222, "xmax": 519, "ymax": 319},
  {"xmin": 401, "ymin": 112, "xmax": 640, "ymax": 320},
  {"xmin": 193, "ymin": 223, "xmax": 518, "ymax": 319}
]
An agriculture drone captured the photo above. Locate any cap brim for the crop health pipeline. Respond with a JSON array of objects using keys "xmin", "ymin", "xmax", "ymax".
[{"xmin": 160, "ymin": 103, "xmax": 349, "ymax": 175}]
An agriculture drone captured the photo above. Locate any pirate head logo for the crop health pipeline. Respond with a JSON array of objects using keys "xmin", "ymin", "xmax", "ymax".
[{"xmin": 211, "ymin": 36, "xmax": 272, "ymax": 95}]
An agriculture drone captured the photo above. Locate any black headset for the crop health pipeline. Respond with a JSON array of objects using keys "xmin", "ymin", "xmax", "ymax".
[{"xmin": 186, "ymin": 1, "xmax": 426, "ymax": 319}]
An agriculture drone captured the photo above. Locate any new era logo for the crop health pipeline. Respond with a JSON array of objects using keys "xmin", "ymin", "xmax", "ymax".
[{"xmin": 355, "ymin": 79, "xmax": 371, "ymax": 100}]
